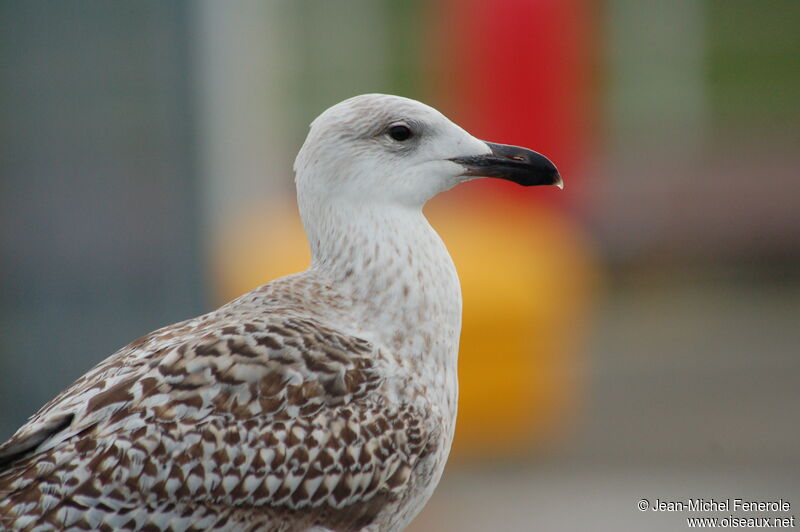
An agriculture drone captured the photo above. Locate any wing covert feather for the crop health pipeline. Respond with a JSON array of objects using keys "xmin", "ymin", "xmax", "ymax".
[{"xmin": 0, "ymin": 315, "xmax": 435, "ymax": 531}]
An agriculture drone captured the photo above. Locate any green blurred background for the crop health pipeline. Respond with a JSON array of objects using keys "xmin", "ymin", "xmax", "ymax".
[{"xmin": 1, "ymin": 1, "xmax": 798, "ymax": 530}]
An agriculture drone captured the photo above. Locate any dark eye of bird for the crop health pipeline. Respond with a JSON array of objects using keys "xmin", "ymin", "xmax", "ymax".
[{"xmin": 388, "ymin": 124, "xmax": 412, "ymax": 141}]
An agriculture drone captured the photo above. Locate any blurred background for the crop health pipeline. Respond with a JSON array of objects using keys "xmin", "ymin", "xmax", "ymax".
[{"xmin": 1, "ymin": 1, "xmax": 798, "ymax": 530}]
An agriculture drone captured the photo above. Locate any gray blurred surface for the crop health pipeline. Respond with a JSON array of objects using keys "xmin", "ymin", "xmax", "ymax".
[
  {"xmin": 579, "ymin": 270, "xmax": 800, "ymax": 466},
  {"xmin": 0, "ymin": 1, "xmax": 205, "ymax": 436},
  {"xmin": 412, "ymin": 462, "xmax": 798, "ymax": 532},
  {"xmin": 411, "ymin": 273, "xmax": 800, "ymax": 531}
]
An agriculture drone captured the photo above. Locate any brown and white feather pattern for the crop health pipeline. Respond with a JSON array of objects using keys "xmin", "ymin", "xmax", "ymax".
[
  {"xmin": 0, "ymin": 273, "xmax": 448, "ymax": 531},
  {"xmin": 0, "ymin": 94, "xmax": 487, "ymax": 531}
]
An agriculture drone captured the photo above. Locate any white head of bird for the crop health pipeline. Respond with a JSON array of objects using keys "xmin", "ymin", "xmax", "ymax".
[{"xmin": 293, "ymin": 93, "xmax": 561, "ymax": 268}]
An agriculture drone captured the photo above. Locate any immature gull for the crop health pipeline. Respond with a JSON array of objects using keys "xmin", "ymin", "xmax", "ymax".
[{"xmin": 0, "ymin": 94, "xmax": 560, "ymax": 531}]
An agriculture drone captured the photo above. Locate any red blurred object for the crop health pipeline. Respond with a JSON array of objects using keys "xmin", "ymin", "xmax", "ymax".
[{"xmin": 429, "ymin": 0, "xmax": 593, "ymax": 206}]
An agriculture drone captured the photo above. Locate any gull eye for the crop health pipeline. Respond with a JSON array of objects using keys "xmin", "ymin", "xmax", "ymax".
[{"xmin": 388, "ymin": 123, "xmax": 413, "ymax": 141}]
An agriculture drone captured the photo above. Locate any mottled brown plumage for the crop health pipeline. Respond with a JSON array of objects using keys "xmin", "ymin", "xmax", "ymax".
[{"xmin": 0, "ymin": 274, "xmax": 439, "ymax": 531}]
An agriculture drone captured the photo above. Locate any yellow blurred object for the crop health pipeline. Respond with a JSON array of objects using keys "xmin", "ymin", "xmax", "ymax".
[
  {"xmin": 427, "ymin": 196, "xmax": 598, "ymax": 459},
  {"xmin": 212, "ymin": 202, "xmax": 310, "ymax": 302},
  {"xmin": 213, "ymin": 195, "xmax": 598, "ymax": 460}
]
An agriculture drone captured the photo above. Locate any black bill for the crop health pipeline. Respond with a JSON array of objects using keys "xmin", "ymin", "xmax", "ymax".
[{"xmin": 450, "ymin": 142, "xmax": 563, "ymax": 189}]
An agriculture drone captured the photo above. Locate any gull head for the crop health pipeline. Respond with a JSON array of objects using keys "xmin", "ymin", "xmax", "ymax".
[{"xmin": 294, "ymin": 93, "xmax": 562, "ymax": 210}]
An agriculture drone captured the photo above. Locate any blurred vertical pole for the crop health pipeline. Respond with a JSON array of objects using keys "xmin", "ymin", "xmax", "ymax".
[
  {"xmin": 192, "ymin": 0, "xmax": 292, "ymax": 273},
  {"xmin": 605, "ymin": 0, "xmax": 706, "ymax": 257},
  {"xmin": 423, "ymin": 0, "xmax": 599, "ymax": 457},
  {"xmin": 204, "ymin": 1, "xmax": 396, "ymax": 304},
  {"xmin": 429, "ymin": 0, "xmax": 594, "ymax": 209},
  {"xmin": 609, "ymin": 0, "xmax": 706, "ymax": 153},
  {"xmin": 290, "ymin": 0, "xmax": 391, "ymax": 122}
]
